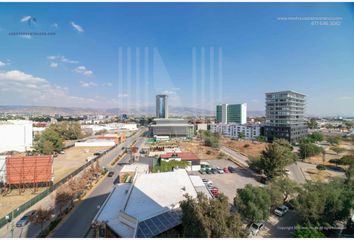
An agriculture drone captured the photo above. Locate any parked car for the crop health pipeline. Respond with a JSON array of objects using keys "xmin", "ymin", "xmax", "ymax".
[
  {"xmin": 206, "ymin": 169, "xmax": 212, "ymax": 174},
  {"xmin": 16, "ymin": 210, "xmax": 37, "ymax": 227},
  {"xmin": 228, "ymin": 166, "xmax": 237, "ymax": 173},
  {"xmin": 202, "ymin": 178, "xmax": 208, "ymax": 183},
  {"xmin": 211, "ymin": 168, "xmax": 218, "ymax": 174},
  {"xmin": 258, "ymin": 176, "xmax": 270, "ymax": 184},
  {"xmin": 284, "ymin": 200, "xmax": 295, "ymax": 210},
  {"xmin": 274, "ymin": 205, "xmax": 289, "ymax": 217},
  {"xmin": 216, "ymin": 167, "xmax": 224, "ymax": 174},
  {"xmin": 223, "ymin": 167, "xmax": 229, "ymax": 173},
  {"xmin": 248, "ymin": 222, "xmax": 265, "ymax": 236},
  {"xmin": 108, "ymin": 171, "xmax": 114, "ymax": 177},
  {"xmin": 199, "ymin": 169, "xmax": 206, "ymax": 175}
]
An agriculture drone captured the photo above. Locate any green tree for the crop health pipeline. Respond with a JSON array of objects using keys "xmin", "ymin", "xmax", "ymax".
[
  {"xmin": 307, "ymin": 119, "xmax": 318, "ymax": 129},
  {"xmin": 308, "ymin": 132, "xmax": 324, "ymax": 142},
  {"xmin": 269, "ymin": 177, "xmax": 299, "ymax": 204},
  {"xmin": 180, "ymin": 193, "xmax": 247, "ymax": 238},
  {"xmin": 295, "ymin": 179, "xmax": 353, "ymax": 226},
  {"xmin": 201, "ymin": 131, "xmax": 220, "ymax": 148},
  {"xmin": 293, "ymin": 226, "xmax": 325, "ymax": 238},
  {"xmin": 299, "ymin": 143, "xmax": 323, "ymax": 159},
  {"xmin": 326, "ymin": 136, "xmax": 340, "ymax": 145},
  {"xmin": 257, "ymin": 141, "xmax": 296, "ymax": 179},
  {"xmin": 234, "ymin": 184, "xmax": 271, "ymax": 222},
  {"xmin": 35, "ymin": 128, "xmax": 63, "ymax": 154},
  {"xmin": 255, "ymin": 136, "xmax": 266, "ymax": 142}
]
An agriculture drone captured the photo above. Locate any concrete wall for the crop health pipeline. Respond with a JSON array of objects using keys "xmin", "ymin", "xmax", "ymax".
[{"xmin": 0, "ymin": 120, "xmax": 33, "ymax": 153}]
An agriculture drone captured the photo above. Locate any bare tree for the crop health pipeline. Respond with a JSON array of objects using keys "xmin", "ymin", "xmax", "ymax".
[
  {"xmin": 29, "ymin": 207, "xmax": 53, "ymax": 231},
  {"xmin": 55, "ymin": 186, "xmax": 74, "ymax": 215}
]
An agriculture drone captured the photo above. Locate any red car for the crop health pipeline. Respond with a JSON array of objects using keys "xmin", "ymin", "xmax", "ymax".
[{"xmin": 223, "ymin": 167, "xmax": 229, "ymax": 173}]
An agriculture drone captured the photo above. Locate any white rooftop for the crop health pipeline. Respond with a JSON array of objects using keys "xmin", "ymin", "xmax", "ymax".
[{"xmin": 93, "ymin": 169, "xmax": 199, "ymax": 237}]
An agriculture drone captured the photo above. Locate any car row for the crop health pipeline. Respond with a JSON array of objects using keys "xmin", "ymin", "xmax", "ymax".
[
  {"xmin": 202, "ymin": 178, "xmax": 219, "ymax": 197},
  {"xmin": 199, "ymin": 166, "xmax": 237, "ymax": 175},
  {"xmin": 16, "ymin": 210, "xmax": 37, "ymax": 227}
]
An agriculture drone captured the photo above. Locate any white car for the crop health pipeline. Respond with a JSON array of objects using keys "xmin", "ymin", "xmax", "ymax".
[
  {"xmin": 274, "ymin": 205, "xmax": 289, "ymax": 217},
  {"xmin": 249, "ymin": 222, "xmax": 265, "ymax": 236},
  {"xmin": 216, "ymin": 167, "xmax": 224, "ymax": 174}
]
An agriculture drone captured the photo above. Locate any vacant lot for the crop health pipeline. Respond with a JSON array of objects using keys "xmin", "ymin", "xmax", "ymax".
[
  {"xmin": 179, "ymin": 140, "xmax": 221, "ymax": 160},
  {"xmin": 53, "ymin": 146, "xmax": 110, "ymax": 183},
  {"xmin": 0, "ymin": 145, "xmax": 110, "ymax": 219},
  {"xmin": 221, "ymin": 138, "xmax": 267, "ymax": 158}
]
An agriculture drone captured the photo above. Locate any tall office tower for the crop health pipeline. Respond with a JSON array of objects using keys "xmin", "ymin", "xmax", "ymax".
[
  {"xmin": 216, "ymin": 103, "xmax": 247, "ymax": 124},
  {"xmin": 264, "ymin": 90, "xmax": 308, "ymax": 142},
  {"xmin": 156, "ymin": 94, "xmax": 169, "ymax": 119}
]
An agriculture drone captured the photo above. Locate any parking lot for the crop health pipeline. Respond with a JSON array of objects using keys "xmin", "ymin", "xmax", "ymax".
[{"xmin": 191, "ymin": 159, "xmax": 261, "ymax": 203}]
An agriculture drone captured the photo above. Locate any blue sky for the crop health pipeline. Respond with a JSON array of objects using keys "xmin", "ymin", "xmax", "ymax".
[{"xmin": 0, "ymin": 3, "xmax": 353, "ymax": 116}]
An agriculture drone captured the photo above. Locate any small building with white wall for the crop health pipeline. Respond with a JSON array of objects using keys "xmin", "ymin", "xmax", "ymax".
[{"xmin": 0, "ymin": 120, "xmax": 33, "ymax": 153}]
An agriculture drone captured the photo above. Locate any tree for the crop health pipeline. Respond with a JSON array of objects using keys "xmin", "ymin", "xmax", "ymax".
[
  {"xmin": 326, "ymin": 136, "xmax": 340, "ymax": 145},
  {"xmin": 35, "ymin": 128, "xmax": 63, "ymax": 154},
  {"xmin": 55, "ymin": 187, "xmax": 74, "ymax": 215},
  {"xmin": 293, "ymin": 226, "xmax": 325, "ymax": 238},
  {"xmin": 295, "ymin": 179, "xmax": 353, "ymax": 226},
  {"xmin": 307, "ymin": 132, "xmax": 324, "ymax": 142},
  {"xmin": 201, "ymin": 131, "xmax": 220, "ymax": 148},
  {"xmin": 255, "ymin": 136, "xmax": 266, "ymax": 142},
  {"xmin": 180, "ymin": 193, "xmax": 247, "ymax": 238},
  {"xmin": 29, "ymin": 207, "xmax": 53, "ymax": 231},
  {"xmin": 299, "ymin": 143, "xmax": 323, "ymax": 159},
  {"xmin": 234, "ymin": 184, "xmax": 271, "ymax": 222},
  {"xmin": 269, "ymin": 177, "xmax": 299, "ymax": 204},
  {"xmin": 42, "ymin": 140, "xmax": 55, "ymax": 155},
  {"xmin": 345, "ymin": 163, "xmax": 354, "ymax": 184},
  {"xmin": 257, "ymin": 141, "xmax": 296, "ymax": 179},
  {"xmin": 307, "ymin": 118, "xmax": 318, "ymax": 129},
  {"xmin": 330, "ymin": 146, "xmax": 346, "ymax": 155}
]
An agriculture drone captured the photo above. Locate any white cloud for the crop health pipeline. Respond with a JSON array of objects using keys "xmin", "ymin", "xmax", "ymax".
[
  {"xmin": 49, "ymin": 62, "xmax": 58, "ymax": 68},
  {"xmin": 0, "ymin": 61, "xmax": 7, "ymax": 67},
  {"xmin": 75, "ymin": 65, "xmax": 93, "ymax": 76},
  {"xmin": 0, "ymin": 70, "xmax": 97, "ymax": 107},
  {"xmin": 47, "ymin": 55, "xmax": 78, "ymax": 64},
  {"xmin": 80, "ymin": 80, "xmax": 97, "ymax": 88},
  {"xmin": 102, "ymin": 82, "xmax": 113, "ymax": 87},
  {"xmin": 337, "ymin": 96, "xmax": 353, "ymax": 101},
  {"xmin": 51, "ymin": 23, "xmax": 59, "ymax": 29},
  {"xmin": 70, "ymin": 22, "xmax": 84, "ymax": 33},
  {"xmin": 20, "ymin": 16, "xmax": 32, "ymax": 22}
]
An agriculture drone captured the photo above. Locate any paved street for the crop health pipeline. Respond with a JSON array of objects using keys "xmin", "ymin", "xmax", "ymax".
[
  {"xmin": 220, "ymin": 146, "xmax": 250, "ymax": 168},
  {"xmin": 50, "ymin": 131, "xmax": 145, "ymax": 238}
]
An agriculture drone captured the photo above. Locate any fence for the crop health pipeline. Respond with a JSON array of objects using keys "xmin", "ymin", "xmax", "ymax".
[{"xmin": 0, "ymin": 144, "xmax": 121, "ymax": 229}]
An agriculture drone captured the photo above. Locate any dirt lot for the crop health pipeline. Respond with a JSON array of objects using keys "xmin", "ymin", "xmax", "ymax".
[
  {"xmin": 179, "ymin": 140, "xmax": 221, "ymax": 160},
  {"xmin": 220, "ymin": 138, "xmax": 267, "ymax": 158},
  {"xmin": 0, "ymin": 146, "xmax": 110, "ymax": 219},
  {"xmin": 53, "ymin": 146, "xmax": 110, "ymax": 183},
  {"xmin": 304, "ymin": 140, "xmax": 353, "ymax": 165}
]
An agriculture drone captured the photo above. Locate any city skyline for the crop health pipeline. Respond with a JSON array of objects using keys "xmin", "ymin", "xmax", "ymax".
[{"xmin": 0, "ymin": 3, "xmax": 354, "ymax": 116}]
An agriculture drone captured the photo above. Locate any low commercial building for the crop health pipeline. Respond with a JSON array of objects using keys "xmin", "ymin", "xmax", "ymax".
[
  {"xmin": 210, "ymin": 123, "xmax": 262, "ymax": 140},
  {"xmin": 149, "ymin": 118, "xmax": 194, "ymax": 139},
  {"xmin": 160, "ymin": 152, "xmax": 201, "ymax": 171},
  {"xmin": 92, "ymin": 169, "xmax": 208, "ymax": 238},
  {"xmin": 0, "ymin": 120, "xmax": 33, "ymax": 153}
]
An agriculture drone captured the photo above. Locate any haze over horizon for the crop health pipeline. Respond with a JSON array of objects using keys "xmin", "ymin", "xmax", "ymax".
[{"xmin": 0, "ymin": 2, "xmax": 354, "ymax": 116}]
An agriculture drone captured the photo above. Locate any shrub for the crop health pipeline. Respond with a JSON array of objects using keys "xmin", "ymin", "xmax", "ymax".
[
  {"xmin": 316, "ymin": 164, "xmax": 326, "ymax": 171},
  {"xmin": 243, "ymin": 144, "xmax": 250, "ymax": 148}
]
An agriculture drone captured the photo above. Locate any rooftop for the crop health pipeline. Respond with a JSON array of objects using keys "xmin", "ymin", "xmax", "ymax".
[
  {"xmin": 160, "ymin": 152, "xmax": 200, "ymax": 161},
  {"xmin": 93, "ymin": 169, "xmax": 199, "ymax": 237}
]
